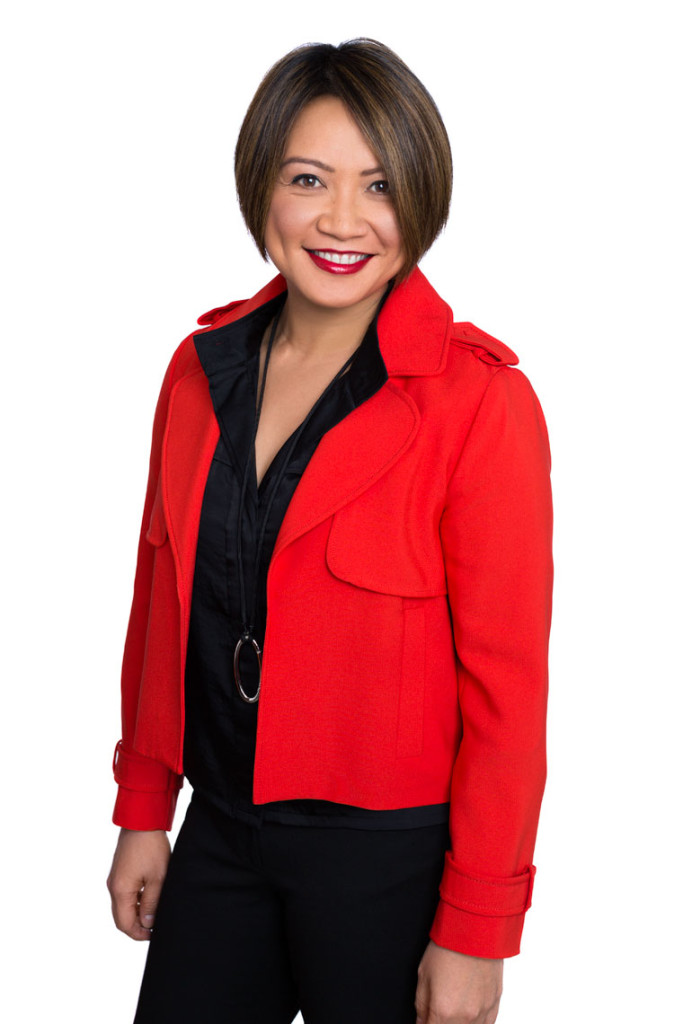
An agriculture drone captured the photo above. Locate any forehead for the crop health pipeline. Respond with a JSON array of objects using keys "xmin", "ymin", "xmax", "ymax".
[{"xmin": 283, "ymin": 96, "xmax": 381, "ymax": 169}]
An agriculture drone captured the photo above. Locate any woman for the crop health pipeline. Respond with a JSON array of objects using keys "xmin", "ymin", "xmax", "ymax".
[{"xmin": 107, "ymin": 39, "xmax": 552, "ymax": 1024}]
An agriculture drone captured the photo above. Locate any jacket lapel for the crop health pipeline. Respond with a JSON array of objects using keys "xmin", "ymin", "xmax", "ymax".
[
  {"xmin": 271, "ymin": 268, "xmax": 451, "ymax": 559},
  {"xmin": 272, "ymin": 382, "xmax": 419, "ymax": 561}
]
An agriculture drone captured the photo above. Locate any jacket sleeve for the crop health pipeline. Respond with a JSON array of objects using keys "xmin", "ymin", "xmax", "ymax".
[
  {"xmin": 112, "ymin": 351, "xmax": 184, "ymax": 831},
  {"xmin": 429, "ymin": 366, "xmax": 553, "ymax": 958}
]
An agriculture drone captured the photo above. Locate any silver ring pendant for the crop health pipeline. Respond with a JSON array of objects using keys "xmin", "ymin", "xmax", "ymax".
[{"xmin": 233, "ymin": 634, "xmax": 262, "ymax": 704}]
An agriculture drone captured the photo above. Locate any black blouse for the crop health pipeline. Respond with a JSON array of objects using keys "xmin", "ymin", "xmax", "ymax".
[{"xmin": 184, "ymin": 292, "xmax": 449, "ymax": 829}]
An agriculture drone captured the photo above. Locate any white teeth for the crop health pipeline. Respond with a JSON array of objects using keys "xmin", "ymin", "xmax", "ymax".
[{"xmin": 312, "ymin": 250, "xmax": 370, "ymax": 265}]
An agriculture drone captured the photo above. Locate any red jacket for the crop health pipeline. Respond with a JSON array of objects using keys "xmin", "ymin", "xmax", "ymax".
[{"xmin": 112, "ymin": 267, "xmax": 553, "ymax": 958}]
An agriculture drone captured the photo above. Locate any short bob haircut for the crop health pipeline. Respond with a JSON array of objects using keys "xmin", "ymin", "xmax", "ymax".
[{"xmin": 235, "ymin": 39, "xmax": 452, "ymax": 282}]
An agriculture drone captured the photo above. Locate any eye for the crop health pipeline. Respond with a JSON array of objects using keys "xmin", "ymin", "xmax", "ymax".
[
  {"xmin": 291, "ymin": 173, "xmax": 323, "ymax": 188},
  {"xmin": 368, "ymin": 179, "xmax": 390, "ymax": 195}
]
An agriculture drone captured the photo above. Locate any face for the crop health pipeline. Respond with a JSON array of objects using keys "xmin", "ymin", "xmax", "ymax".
[{"xmin": 264, "ymin": 96, "xmax": 404, "ymax": 315}]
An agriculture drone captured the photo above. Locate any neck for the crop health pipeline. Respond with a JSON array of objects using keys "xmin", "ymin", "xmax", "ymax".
[{"xmin": 273, "ymin": 285, "xmax": 387, "ymax": 360}]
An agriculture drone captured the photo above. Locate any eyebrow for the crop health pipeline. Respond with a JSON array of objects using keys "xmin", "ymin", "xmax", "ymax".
[{"xmin": 280, "ymin": 157, "xmax": 385, "ymax": 176}]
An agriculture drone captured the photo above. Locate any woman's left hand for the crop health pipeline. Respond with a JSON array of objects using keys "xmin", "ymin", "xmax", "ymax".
[{"xmin": 415, "ymin": 940, "xmax": 503, "ymax": 1024}]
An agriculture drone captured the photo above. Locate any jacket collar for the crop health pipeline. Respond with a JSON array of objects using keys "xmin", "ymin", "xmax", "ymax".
[{"xmin": 199, "ymin": 266, "xmax": 453, "ymax": 379}]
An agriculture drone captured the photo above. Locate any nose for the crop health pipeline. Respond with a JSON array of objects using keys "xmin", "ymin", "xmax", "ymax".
[{"xmin": 316, "ymin": 187, "xmax": 366, "ymax": 240}]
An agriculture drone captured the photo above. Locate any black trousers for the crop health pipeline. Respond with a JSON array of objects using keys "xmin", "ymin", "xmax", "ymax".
[{"xmin": 134, "ymin": 793, "xmax": 451, "ymax": 1024}]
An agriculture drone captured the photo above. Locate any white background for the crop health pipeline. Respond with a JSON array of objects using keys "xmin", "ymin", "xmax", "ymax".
[{"xmin": 2, "ymin": 1, "xmax": 681, "ymax": 1021}]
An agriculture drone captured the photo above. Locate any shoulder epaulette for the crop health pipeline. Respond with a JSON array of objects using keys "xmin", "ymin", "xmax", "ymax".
[
  {"xmin": 196, "ymin": 299, "xmax": 245, "ymax": 327},
  {"xmin": 451, "ymin": 322, "xmax": 519, "ymax": 366}
]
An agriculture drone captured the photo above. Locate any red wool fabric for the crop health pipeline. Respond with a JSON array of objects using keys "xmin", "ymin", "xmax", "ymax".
[{"xmin": 112, "ymin": 267, "xmax": 553, "ymax": 959}]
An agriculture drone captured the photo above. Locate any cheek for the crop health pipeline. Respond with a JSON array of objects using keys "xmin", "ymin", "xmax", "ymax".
[
  {"xmin": 377, "ymin": 208, "xmax": 403, "ymax": 257},
  {"xmin": 265, "ymin": 196, "xmax": 309, "ymax": 253}
]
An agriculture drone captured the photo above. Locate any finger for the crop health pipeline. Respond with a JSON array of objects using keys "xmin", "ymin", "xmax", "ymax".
[
  {"xmin": 414, "ymin": 987, "xmax": 429, "ymax": 1024},
  {"xmin": 138, "ymin": 877, "xmax": 164, "ymax": 932},
  {"xmin": 110, "ymin": 885, "xmax": 151, "ymax": 940}
]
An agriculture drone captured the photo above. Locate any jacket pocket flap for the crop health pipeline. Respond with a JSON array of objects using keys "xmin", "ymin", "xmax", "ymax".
[{"xmin": 326, "ymin": 505, "xmax": 447, "ymax": 597}]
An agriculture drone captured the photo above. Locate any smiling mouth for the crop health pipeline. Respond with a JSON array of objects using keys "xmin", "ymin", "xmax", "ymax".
[
  {"xmin": 305, "ymin": 249, "xmax": 374, "ymax": 275},
  {"xmin": 308, "ymin": 249, "xmax": 372, "ymax": 265}
]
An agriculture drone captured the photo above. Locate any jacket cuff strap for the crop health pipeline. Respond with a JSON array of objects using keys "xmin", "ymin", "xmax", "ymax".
[
  {"xmin": 112, "ymin": 740, "xmax": 183, "ymax": 793},
  {"xmin": 439, "ymin": 858, "xmax": 536, "ymax": 917},
  {"xmin": 427, "ymin": 859, "xmax": 536, "ymax": 958},
  {"xmin": 112, "ymin": 742, "xmax": 182, "ymax": 831}
]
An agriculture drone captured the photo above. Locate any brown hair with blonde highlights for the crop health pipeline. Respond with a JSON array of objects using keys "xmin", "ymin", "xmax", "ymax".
[{"xmin": 234, "ymin": 39, "xmax": 452, "ymax": 281}]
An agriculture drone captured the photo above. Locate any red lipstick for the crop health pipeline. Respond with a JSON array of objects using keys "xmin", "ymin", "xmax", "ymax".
[{"xmin": 306, "ymin": 249, "xmax": 373, "ymax": 275}]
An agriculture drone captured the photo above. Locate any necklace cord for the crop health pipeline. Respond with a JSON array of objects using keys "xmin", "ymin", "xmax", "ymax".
[
  {"xmin": 233, "ymin": 315, "xmax": 360, "ymax": 700},
  {"xmin": 235, "ymin": 310, "xmax": 280, "ymax": 640}
]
